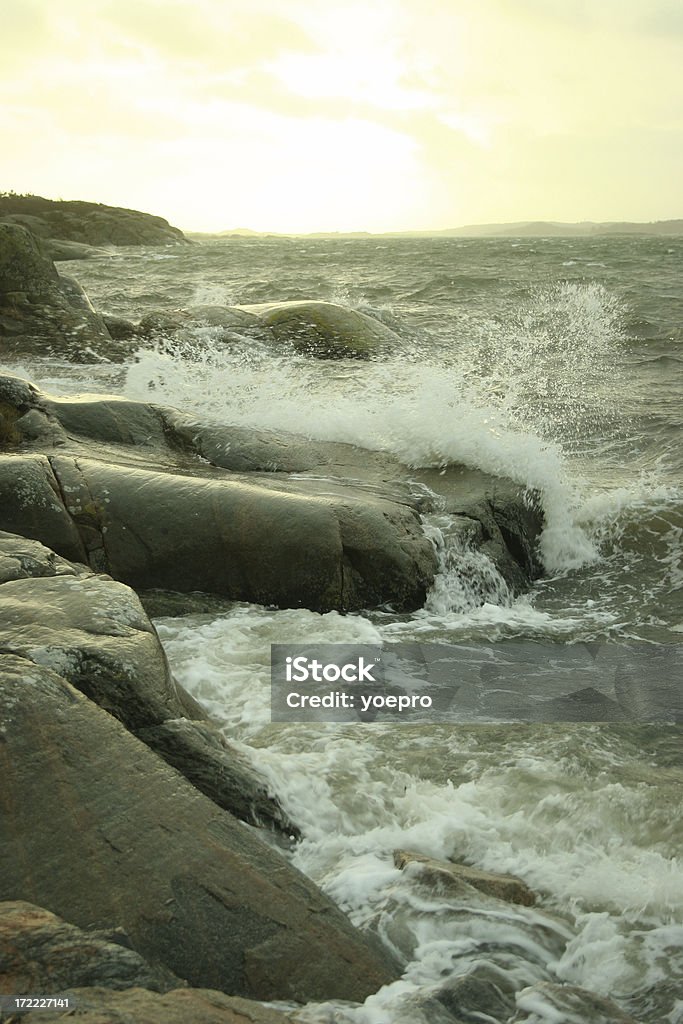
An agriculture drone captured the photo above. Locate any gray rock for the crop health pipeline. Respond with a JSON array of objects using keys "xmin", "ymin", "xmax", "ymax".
[
  {"xmin": 0, "ymin": 223, "xmax": 123, "ymax": 362},
  {"xmin": 512, "ymin": 982, "xmax": 637, "ymax": 1023},
  {"xmin": 394, "ymin": 851, "xmax": 537, "ymax": 906},
  {"xmin": 137, "ymin": 718, "xmax": 300, "ymax": 838},
  {"xmin": 0, "ymin": 901, "xmax": 182, "ymax": 994},
  {"xmin": 15, "ymin": 987, "xmax": 294, "ymax": 1023},
  {"xmin": 0, "ymin": 455, "xmax": 87, "ymax": 563},
  {"xmin": 0, "ymin": 571, "xmax": 195, "ymax": 731},
  {"xmin": 0, "ymin": 656, "xmax": 398, "ymax": 1001},
  {"xmin": 44, "ymin": 238, "xmax": 113, "ymax": 261},
  {"xmin": 0, "ymin": 531, "xmax": 82, "ymax": 584},
  {"xmin": 436, "ymin": 969, "xmax": 516, "ymax": 1021},
  {"xmin": 0, "ymin": 372, "xmax": 544, "ymax": 608},
  {"xmin": 242, "ymin": 300, "xmax": 399, "ymax": 358},
  {"xmin": 0, "ymin": 530, "xmax": 289, "ymax": 831},
  {"xmin": 102, "ymin": 313, "xmax": 139, "ymax": 340}
]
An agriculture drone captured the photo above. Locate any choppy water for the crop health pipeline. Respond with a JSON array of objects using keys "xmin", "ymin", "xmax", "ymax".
[{"xmin": 4, "ymin": 236, "xmax": 682, "ymax": 1022}]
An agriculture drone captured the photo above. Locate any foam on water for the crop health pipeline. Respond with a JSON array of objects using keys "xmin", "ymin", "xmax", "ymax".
[{"xmin": 156, "ymin": 607, "xmax": 683, "ymax": 1023}]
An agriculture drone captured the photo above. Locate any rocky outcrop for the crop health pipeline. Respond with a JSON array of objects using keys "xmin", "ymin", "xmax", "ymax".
[
  {"xmin": 0, "ymin": 223, "xmax": 125, "ymax": 361},
  {"xmin": 135, "ymin": 299, "xmax": 398, "ymax": 359},
  {"xmin": 0, "ymin": 657, "xmax": 398, "ymax": 1001},
  {"xmin": 0, "ymin": 529, "xmax": 294, "ymax": 836},
  {"xmin": 0, "ymin": 375, "xmax": 439, "ymax": 613},
  {"xmin": 242, "ymin": 300, "xmax": 400, "ymax": 358},
  {"xmin": 0, "ymin": 901, "xmax": 182, "ymax": 994},
  {"xmin": 0, "ymin": 194, "xmax": 188, "ymax": 248}
]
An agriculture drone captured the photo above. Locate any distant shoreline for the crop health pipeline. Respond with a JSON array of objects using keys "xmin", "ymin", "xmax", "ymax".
[{"xmin": 188, "ymin": 219, "xmax": 683, "ymax": 240}]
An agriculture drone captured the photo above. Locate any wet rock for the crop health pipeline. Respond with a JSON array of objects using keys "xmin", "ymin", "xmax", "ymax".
[
  {"xmin": 43, "ymin": 239, "xmax": 113, "ymax": 261},
  {"xmin": 0, "ymin": 531, "xmax": 82, "ymax": 584},
  {"xmin": 243, "ymin": 300, "xmax": 399, "ymax": 358},
  {"xmin": 0, "ymin": 530, "xmax": 288, "ymax": 831},
  {"xmin": 435, "ymin": 968, "xmax": 516, "ymax": 1021},
  {"xmin": 512, "ymin": 982, "xmax": 637, "ymax": 1022},
  {"xmin": 102, "ymin": 313, "xmax": 139, "ymax": 340},
  {"xmin": 0, "ymin": 570, "xmax": 196, "ymax": 731},
  {"xmin": 0, "ymin": 657, "xmax": 398, "ymax": 1001},
  {"xmin": 16, "ymin": 987, "xmax": 294, "ymax": 1024},
  {"xmin": 0, "ymin": 455, "xmax": 86, "ymax": 562},
  {"xmin": 138, "ymin": 305, "xmax": 261, "ymax": 339},
  {"xmin": 137, "ymin": 718, "xmax": 300, "ymax": 838},
  {"xmin": 0, "ymin": 223, "xmax": 124, "ymax": 362},
  {"xmin": 417, "ymin": 464, "xmax": 544, "ymax": 591},
  {"xmin": 374, "ymin": 993, "xmax": 466, "ymax": 1024},
  {"xmin": 394, "ymin": 851, "xmax": 537, "ymax": 906},
  {"xmin": 0, "ymin": 371, "xmax": 544, "ymax": 608},
  {"xmin": 0, "ymin": 901, "xmax": 181, "ymax": 994},
  {"xmin": 40, "ymin": 453, "xmax": 436, "ymax": 614}
]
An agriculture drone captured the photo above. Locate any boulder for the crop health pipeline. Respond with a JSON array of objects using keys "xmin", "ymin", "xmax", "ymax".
[
  {"xmin": 512, "ymin": 982, "xmax": 638, "ymax": 1023},
  {"xmin": 0, "ymin": 531, "xmax": 82, "ymax": 585},
  {"xmin": 0, "ymin": 371, "xmax": 545, "ymax": 609},
  {"xmin": 394, "ymin": 851, "xmax": 537, "ymax": 906},
  {"xmin": 138, "ymin": 306, "xmax": 261, "ymax": 339},
  {"xmin": 0, "ymin": 571, "xmax": 194, "ymax": 731},
  {"xmin": 242, "ymin": 300, "xmax": 399, "ymax": 358},
  {"xmin": 137, "ymin": 718, "xmax": 300, "ymax": 839},
  {"xmin": 15, "ymin": 987, "xmax": 293, "ymax": 1024},
  {"xmin": 0, "ymin": 223, "xmax": 124, "ymax": 362},
  {"xmin": 0, "ymin": 656, "xmax": 398, "ymax": 1001},
  {"xmin": 0, "ymin": 901, "xmax": 181, "ymax": 994},
  {"xmin": 0, "ymin": 529, "xmax": 294, "ymax": 834},
  {"xmin": 0, "ymin": 455, "xmax": 87, "ymax": 563},
  {"xmin": 43, "ymin": 238, "xmax": 113, "ymax": 261},
  {"xmin": 435, "ymin": 968, "xmax": 516, "ymax": 1022},
  {"xmin": 417, "ymin": 464, "xmax": 544, "ymax": 591}
]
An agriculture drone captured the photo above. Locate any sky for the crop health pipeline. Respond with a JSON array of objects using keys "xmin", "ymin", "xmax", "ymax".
[{"xmin": 2, "ymin": 0, "xmax": 682, "ymax": 233}]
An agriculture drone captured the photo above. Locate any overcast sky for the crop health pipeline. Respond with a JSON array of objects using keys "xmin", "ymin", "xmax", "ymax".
[{"xmin": 2, "ymin": 0, "xmax": 681, "ymax": 232}]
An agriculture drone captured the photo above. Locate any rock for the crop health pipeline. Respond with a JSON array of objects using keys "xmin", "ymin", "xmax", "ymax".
[
  {"xmin": 0, "ymin": 901, "xmax": 181, "ymax": 994},
  {"xmin": 0, "ymin": 531, "xmax": 82, "ymax": 584},
  {"xmin": 0, "ymin": 455, "xmax": 87, "ymax": 562},
  {"xmin": 137, "ymin": 718, "xmax": 300, "ymax": 838},
  {"xmin": 138, "ymin": 306, "xmax": 261, "ymax": 339},
  {"xmin": 43, "ymin": 238, "xmax": 113, "ymax": 261},
  {"xmin": 512, "ymin": 982, "xmax": 637, "ymax": 1023},
  {"xmin": 394, "ymin": 851, "xmax": 537, "ymax": 906},
  {"xmin": 243, "ymin": 300, "xmax": 399, "ymax": 358},
  {"xmin": 417, "ymin": 464, "xmax": 544, "ymax": 591},
  {"xmin": 0, "ymin": 223, "xmax": 125, "ymax": 362},
  {"xmin": 0, "ymin": 530, "xmax": 290, "ymax": 832},
  {"xmin": 102, "ymin": 313, "xmax": 139, "ymax": 341},
  {"xmin": 15, "ymin": 987, "xmax": 294, "ymax": 1024},
  {"xmin": 0, "ymin": 570, "xmax": 196, "ymax": 731},
  {"xmin": 373, "ymin": 993, "xmax": 466, "ymax": 1024},
  {"xmin": 435, "ymin": 968, "xmax": 516, "ymax": 1022},
  {"xmin": 0, "ymin": 194, "xmax": 189, "ymax": 247},
  {"xmin": 0, "ymin": 657, "xmax": 398, "ymax": 1001},
  {"xmin": 0, "ymin": 371, "xmax": 544, "ymax": 609}
]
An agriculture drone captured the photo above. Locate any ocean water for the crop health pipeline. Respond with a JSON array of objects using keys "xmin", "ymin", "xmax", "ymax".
[{"xmin": 5, "ymin": 236, "xmax": 682, "ymax": 1022}]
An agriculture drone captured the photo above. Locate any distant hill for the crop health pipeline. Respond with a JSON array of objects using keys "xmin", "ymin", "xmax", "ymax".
[
  {"xmin": 195, "ymin": 220, "xmax": 683, "ymax": 240},
  {"xmin": 434, "ymin": 220, "xmax": 683, "ymax": 238},
  {"xmin": 0, "ymin": 194, "xmax": 189, "ymax": 251}
]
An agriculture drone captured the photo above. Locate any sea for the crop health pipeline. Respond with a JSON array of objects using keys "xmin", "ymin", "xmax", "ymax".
[{"xmin": 4, "ymin": 235, "xmax": 682, "ymax": 1023}]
